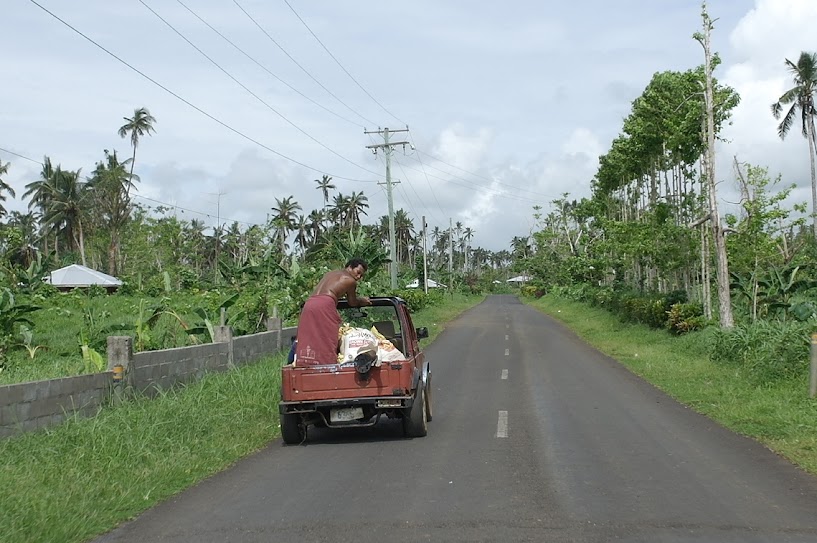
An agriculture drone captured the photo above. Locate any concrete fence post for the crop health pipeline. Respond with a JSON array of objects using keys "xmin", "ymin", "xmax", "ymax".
[
  {"xmin": 214, "ymin": 325, "xmax": 234, "ymax": 368},
  {"xmin": 267, "ymin": 306, "xmax": 283, "ymax": 352},
  {"xmin": 107, "ymin": 336, "xmax": 133, "ymax": 404},
  {"xmin": 810, "ymin": 332, "xmax": 817, "ymax": 399}
]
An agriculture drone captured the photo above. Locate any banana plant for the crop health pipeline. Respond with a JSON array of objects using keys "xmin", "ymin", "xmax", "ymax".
[
  {"xmin": 186, "ymin": 293, "xmax": 245, "ymax": 343},
  {"xmin": 18, "ymin": 325, "xmax": 46, "ymax": 359},
  {"xmin": 0, "ymin": 288, "xmax": 39, "ymax": 364}
]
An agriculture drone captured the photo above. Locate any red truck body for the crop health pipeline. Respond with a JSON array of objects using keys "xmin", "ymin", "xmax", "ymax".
[{"xmin": 279, "ymin": 297, "xmax": 431, "ymax": 443}]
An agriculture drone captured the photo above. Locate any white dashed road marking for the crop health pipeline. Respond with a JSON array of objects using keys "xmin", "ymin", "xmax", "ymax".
[
  {"xmin": 501, "ymin": 369, "xmax": 508, "ymax": 380},
  {"xmin": 496, "ymin": 411, "xmax": 508, "ymax": 438},
  {"xmin": 504, "ymin": 348, "xmax": 509, "ymax": 356},
  {"xmin": 505, "ymin": 334, "xmax": 509, "ymax": 341}
]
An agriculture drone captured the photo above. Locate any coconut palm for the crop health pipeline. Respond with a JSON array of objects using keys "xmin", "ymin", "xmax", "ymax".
[
  {"xmin": 307, "ymin": 209, "xmax": 324, "ymax": 244},
  {"xmin": 0, "ymin": 160, "xmax": 14, "ymax": 218},
  {"xmin": 86, "ymin": 150, "xmax": 136, "ymax": 275},
  {"xmin": 43, "ymin": 169, "xmax": 89, "ymax": 265},
  {"xmin": 23, "ymin": 157, "xmax": 58, "ymax": 254},
  {"xmin": 463, "ymin": 227, "xmax": 475, "ymax": 271},
  {"xmin": 771, "ymin": 51, "xmax": 817, "ymax": 238},
  {"xmin": 270, "ymin": 196, "xmax": 301, "ymax": 260},
  {"xmin": 293, "ymin": 214, "xmax": 310, "ymax": 259},
  {"xmin": 346, "ymin": 191, "xmax": 369, "ymax": 230},
  {"xmin": 314, "ymin": 175, "xmax": 335, "ymax": 226},
  {"xmin": 118, "ymin": 107, "xmax": 156, "ymax": 196},
  {"xmin": 394, "ymin": 209, "xmax": 415, "ymax": 265}
]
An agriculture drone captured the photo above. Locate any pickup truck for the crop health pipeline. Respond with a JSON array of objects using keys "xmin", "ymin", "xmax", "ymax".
[{"xmin": 279, "ymin": 296, "xmax": 431, "ymax": 444}]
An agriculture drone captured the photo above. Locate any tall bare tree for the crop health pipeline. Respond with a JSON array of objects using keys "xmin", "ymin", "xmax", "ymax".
[{"xmin": 694, "ymin": 1, "xmax": 733, "ymax": 328}]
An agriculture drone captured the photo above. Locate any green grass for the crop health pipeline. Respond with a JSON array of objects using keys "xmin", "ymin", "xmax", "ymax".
[
  {"xmin": 412, "ymin": 292, "xmax": 486, "ymax": 344},
  {"xmin": 0, "ymin": 293, "xmax": 484, "ymax": 543},
  {"xmin": 527, "ymin": 295, "xmax": 817, "ymax": 475}
]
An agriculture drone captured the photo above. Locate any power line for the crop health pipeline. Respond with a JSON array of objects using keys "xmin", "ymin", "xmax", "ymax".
[
  {"xmin": 26, "ymin": 0, "xmax": 375, "ymax": 184},
  {"xmin": 0, "ymin": 147, "xmax": 42, "ymax": 166},
  {"xmin": 406, "ymin": 133, "xmax": 447, "ymax": 219},
  {"xmin": 233, "ymin": 0, "xmax": 377, "ymax": 127},
  {"xmin": 393, "ymin": 157, "xmax": 551, "ymax": 206},
  {"xmin": 394, "ymin": 158, "xmax": 444, "ymax": 225},
  {"xmin": 282, "ymin": 0, "xmax": 405, "ymax": 126},
  {"xmin": 0, "ymin": 147, "xmax": 264, "ymax": 227},
  {"xmin": 139, "ymin": 0, "xmax": 381, "ymax": 178},
  {"xmin": 174, "ymin": 0, "xmax": 363, "ymax": 129},
  {"xmin": 415, "ymin": 149, "xmax": 554, "ymax": 199}
]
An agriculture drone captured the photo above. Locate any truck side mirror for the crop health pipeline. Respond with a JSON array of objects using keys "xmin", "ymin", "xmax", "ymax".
[{"xmin": 416, "ymin": 327, "xmax": 429, "ymax": 339}]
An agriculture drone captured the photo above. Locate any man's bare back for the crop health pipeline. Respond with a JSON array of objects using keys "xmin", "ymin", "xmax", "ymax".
[{"xmin": 311, "ymin": 262, "xmax": 371, "ymax": 306}]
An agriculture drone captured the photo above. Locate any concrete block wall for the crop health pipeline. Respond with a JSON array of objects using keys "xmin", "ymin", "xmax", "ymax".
[
  {"xmin": 129, "ymin": 342, "xmax": 228, "ymax": 397},
  {"xmin": 1, "ymin": 323, "xmax": 298, "ymax": 439},
  {"xmin": 0, "ymin": 372, "xmax": 111, "ymax": 439}
]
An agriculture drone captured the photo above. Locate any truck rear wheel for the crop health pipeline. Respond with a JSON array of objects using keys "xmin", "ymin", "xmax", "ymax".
[
  {"xmin": 403, "ymin": 384, "xmax": 428, "ymax": 438},
  {"xmin": 281, "ymin": 413, "xmax": 306, "ymax": 444},
  {"xmin": 425, "ymin": 371, "xmax": 433, "ymax": 422}
]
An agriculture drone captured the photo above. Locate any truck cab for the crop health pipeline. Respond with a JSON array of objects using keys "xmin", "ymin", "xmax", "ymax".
[{"xmin": 279, "ymin": 296, "xmax": 431, "ymax": 444}]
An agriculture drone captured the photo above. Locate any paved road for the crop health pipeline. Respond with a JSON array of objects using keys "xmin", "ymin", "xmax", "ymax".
[{"xmin": 96, "ymin": 295, "xmax": 817, "ymax": 542}]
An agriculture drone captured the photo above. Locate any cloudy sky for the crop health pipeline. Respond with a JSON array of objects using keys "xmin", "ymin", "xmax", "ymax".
[{"xmin": 2, "ymin": 0, "xmax": 816, "ymax": 252}]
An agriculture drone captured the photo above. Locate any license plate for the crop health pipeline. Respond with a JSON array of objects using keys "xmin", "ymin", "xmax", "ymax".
[{"xmin": 330, "ymin": 407, "xmax": 364, "ymax": 422}]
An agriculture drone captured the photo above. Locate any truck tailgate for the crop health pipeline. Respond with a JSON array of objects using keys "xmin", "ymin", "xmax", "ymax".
[{"xmin": 281, "ymin": 362, "xmax": 414, "ymax": 402}]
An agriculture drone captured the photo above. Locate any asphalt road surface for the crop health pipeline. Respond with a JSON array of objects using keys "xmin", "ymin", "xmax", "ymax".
[{"xmin": 95, "ymin": 295, "xmax": 817, "ymax": 543}]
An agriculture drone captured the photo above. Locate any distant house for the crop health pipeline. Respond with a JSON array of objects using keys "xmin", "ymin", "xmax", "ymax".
[
  {"xmin": 405, "ymin": 278, "xmax": 446, "ymax": 289},
  {"xmin": 45, "ymin": 264, "xmax": 123, "ymax": 292},
  {"xmin": 506, "ymin": 275, "xmax": 532, "ymax": 285}
]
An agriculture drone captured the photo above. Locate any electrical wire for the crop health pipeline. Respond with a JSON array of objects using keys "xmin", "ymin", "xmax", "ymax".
[
  {"xmin": 414, "ymin": 149, "xmax": 555, "ymax": 199},
  {"xmin": 26, "ymin": 0, "xmax": 375, "ymax": 183},
  {"xmin": 393, "ymin": 157, "xmax": 551, "ymax": 206},
  {"xmin": 282, "ymin": 0, "xmax": 404, "ymax": 126},
  {"xmin": 233, "ymin": 0, "xmax": 377, "ymax": 127},
  {"xmin": 174, "ymin": 0, "xmax": 363, "ymax": 129},
  {"xmin": 139, "ymin": 0, "xmax": 381, "ymax": 178},
  {"xmin": 0, "ymin": 147, "xmax": 42, "ymax": 165},
  {"xmin": 406, "ymin": 133, "xmax": 447, "ymax": 220}
]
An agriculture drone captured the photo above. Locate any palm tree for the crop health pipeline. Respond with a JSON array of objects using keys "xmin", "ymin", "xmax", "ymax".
[
  {"xmin": 270, "ymin": 196, "xmax": 301, "ymax": 261},
  {"xmin": 294, "ymin": 214, "xmax": 310, "ymax": 259},
  {"xmin": 346, "ymin": 191, "xmax": 369, "ymax": 230},
  {"xmin": 23, "ymin": 157, "xmax": 56, "ymax": 254},
  {"xmin": 463, "ymin": 227, "xmax": 475, "ymax": 271},
  {"xmin": 330, "ymin": 193, "xmax": 347, "ymax": 227},
  {"xmin": 772, "ymin": 51, "xmax": 817, "ymax": 238},
  {"xmin": 394, "ymin": 209, "xmax": 415, "ymax": 265},
  {"xmin": 307, "ymin": 209, "xmax": 324, "ymax": 244},
  {"xmin": 118, "ymin": 107, "xmax": 156, "ymax": 196},
  {"xmin": 6, "ymin": 211, "xmax": 39, "ymax": 267},
  {"xmin": 86, "ymin": 150, "xmax": 136, "ymax": 275},
  {"xmin": 43, "ymin": 169, "xmax": 89, "ymax": 265},
  {"xmin": 0, "ymin": 160, "xmax": 15, "ymax": 219},
  {"xmin": 314, "ymin": 175, "xmax": 335, "ymax": 227}
]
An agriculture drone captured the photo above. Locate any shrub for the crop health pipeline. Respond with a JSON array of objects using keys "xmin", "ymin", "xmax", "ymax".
[
  {"xmin": 710, "ymin": 320, "xmax": 811, "ymax": 383},
  {"xmin": 666, "ymin": 302, "xmax": 705, "ymax": 335}
]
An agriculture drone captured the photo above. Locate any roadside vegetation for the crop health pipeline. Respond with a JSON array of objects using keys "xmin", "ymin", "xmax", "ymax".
[{"xmin": 0, "ymin": 293, "xmax": 483, "ymax": 543}]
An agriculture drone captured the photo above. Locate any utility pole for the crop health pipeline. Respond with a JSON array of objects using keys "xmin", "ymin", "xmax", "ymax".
[
  {"xmin": 366, "ymin": 126, "xmax": 410, "ymax": 290},
  {"xmin": 422, "ymin": 216, "xmax": 428, "ymax": 294},
  {"xmin": 448, "ymin": 218, "xmax": 453, "ymax": 292},
  {"xmin": 207, "ymin": 190, "xmax": 228, "ymax": 285}
]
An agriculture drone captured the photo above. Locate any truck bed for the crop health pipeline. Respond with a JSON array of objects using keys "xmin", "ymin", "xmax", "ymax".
[{"xmin": 280, "ymin": 361, "xmax": 415, "ymax": 403}]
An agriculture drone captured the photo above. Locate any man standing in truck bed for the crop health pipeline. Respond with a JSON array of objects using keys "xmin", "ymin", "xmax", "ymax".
[{"xmin": 295, "ymin": 259, "xmax": 372, "ymax": 366}]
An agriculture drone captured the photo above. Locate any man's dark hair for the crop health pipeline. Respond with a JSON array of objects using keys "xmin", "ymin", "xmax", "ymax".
[{"xmin": 345, "ymin": 258, "xmax": 368, "ymax": 270}]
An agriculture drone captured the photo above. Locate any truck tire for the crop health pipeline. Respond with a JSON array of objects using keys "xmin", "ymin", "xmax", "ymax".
[
  {"xmin": 403, "ymin": 384, "xmax": 428, "ymax": 438},
  {"xmin": 281, "ymin": 413, "xmax": 306, "ymax": 445},
  {"xmin": 425, "ymin": 371, "xmax": 433, "ymax": 422}
]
